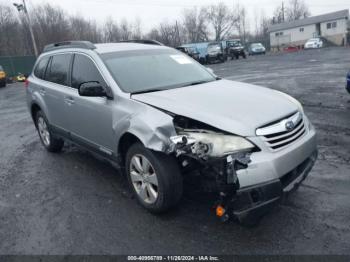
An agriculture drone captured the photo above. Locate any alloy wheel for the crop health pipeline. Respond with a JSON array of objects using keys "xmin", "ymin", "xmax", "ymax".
[
  {"xmin": 37, "ymin": 116, "xmax": 50, "ymax": 147},
  {"xmin": 129, "ymin": 154, "xmax": 159, "ymax": 204}
]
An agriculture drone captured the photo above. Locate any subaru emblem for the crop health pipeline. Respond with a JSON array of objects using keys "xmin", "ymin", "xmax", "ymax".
[{"xmin": 285, "ymin": 121, "xmax": 295, "ymax": 131}]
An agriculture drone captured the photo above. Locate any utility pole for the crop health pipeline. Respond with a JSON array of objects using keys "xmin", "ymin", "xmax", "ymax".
[
  {"xmin": 281, "ymin": 1, "xmax": 285, "ymax": 22},
  {"xmin": 14, "ymin": 0, "xmax": 38, "ymax": 56}
]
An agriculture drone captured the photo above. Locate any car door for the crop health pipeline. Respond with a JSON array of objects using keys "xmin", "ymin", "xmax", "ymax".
[
  {"xmin": 43, "ymin": 53, "xmax": 72, "ymax": 132},
  {"xmin": 64, "ymin": 53, "xmax": 114, "ymax": 156}
]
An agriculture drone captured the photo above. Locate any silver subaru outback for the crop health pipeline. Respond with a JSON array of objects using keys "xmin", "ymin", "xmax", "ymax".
[{"xmin": 27, "ymin": 41, "xmax": 317, "ymax": 223}]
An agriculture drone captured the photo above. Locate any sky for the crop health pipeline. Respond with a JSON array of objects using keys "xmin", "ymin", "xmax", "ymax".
[{"xmin": 2, "ymin": 0, "xmax": 350, "ymax": 32}]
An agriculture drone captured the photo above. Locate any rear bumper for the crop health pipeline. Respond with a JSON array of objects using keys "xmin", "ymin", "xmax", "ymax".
[{"xmin": 232, "ymin": 149, "xmax": 318, "ymax": 222}]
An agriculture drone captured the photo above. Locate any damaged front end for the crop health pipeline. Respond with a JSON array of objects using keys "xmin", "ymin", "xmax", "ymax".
[{"xmin": 168, "ymin": 116, "xmax": 257, "ymax": 222}]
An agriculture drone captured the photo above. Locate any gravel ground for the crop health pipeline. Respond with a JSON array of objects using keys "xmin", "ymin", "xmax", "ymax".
[{"xmin": 0, "ymin": 47, "xmax": 349, "ymax": 255}]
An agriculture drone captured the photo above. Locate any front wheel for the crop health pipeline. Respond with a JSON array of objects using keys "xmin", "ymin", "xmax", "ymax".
[{"xmin": 125, "ymin": 143, "xmax": 183, "ymax": 213}]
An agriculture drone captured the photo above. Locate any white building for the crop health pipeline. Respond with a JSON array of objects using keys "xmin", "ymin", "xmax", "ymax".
[{"xmin": 268, "ymin": 9, "xmax": 349, "ymax": 51}]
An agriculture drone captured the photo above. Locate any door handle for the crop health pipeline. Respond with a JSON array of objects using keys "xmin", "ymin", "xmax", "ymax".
[
  {"xmin": 64, "ymin": 96, "xmax": 75, "ymax": 105},
  {"xmin": 39, "ymin": 88, "xmax": 46, "ymax": 96}
]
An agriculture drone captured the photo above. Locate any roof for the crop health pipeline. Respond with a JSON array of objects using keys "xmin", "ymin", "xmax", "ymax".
[
  {"xmin": 94, "ymin": 43, "xmax": 170, "ymax": 54},
  {"xmin": 42, "ymin": 41, "xmax": 170, "ymax": 55},
  {"xmin": 268, "ymin": 9, "xmax": 349, "ymax": 32}
]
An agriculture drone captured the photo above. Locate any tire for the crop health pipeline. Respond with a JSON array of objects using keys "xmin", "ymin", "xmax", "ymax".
[
  {"xmin": 125, "ymin": 143, "xmax": 183, "ymax": 213},
  {"xmin": 206, "ymin": 57, "xmax": 211, "ymax": 64},
  {"xmin": 0, "ymin": 81, "xmax": 5, "ymax": 88},
  {"xmin": 35, "ymin": 110, "xmax": 64, "ymax": 152},
  {"xmin": 242, "ymin": 53, "xmax": 247, "ymax": 59}
]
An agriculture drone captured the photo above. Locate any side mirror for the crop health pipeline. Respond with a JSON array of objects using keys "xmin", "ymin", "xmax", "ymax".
[{"xmin": 78, "ymin": 81, "xmax": 108, "ymax": 97}]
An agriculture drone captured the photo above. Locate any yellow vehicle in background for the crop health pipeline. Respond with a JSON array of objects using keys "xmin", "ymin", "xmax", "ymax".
[
  {"xmin": 0, "ymin": 65, "xmax": 6, "ymax": 87},
  {"xmin": 14, "ymin": 72, "xmax": 26, "ymax": 82}
]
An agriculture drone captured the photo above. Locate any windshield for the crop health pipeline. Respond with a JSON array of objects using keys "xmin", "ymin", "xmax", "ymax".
[
  {"xmin": 188, "ymin": 47, "xmax": 197, "ymax": 53},
  {"xmin": 251, "ymin": 43, "xmax": 263, "ymax": 48},
  {"xmin": 228, "ymin": 41, "xmax": 241, "ymax": 47},
  {"xmin": 208, "ymin": 44, "xmax": 221, "ymax": 51},
  {"xmin": 0, "ymin": 65, "xmax": 3, "ymax": 71},
  {"xmin": 102, "ymin": 49, "xmax": 216, "ymax": 93}
]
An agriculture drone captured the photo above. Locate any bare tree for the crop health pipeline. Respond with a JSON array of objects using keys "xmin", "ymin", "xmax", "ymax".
[
  {"xmin": 119, "ymin": 19, "xmax": 132, "ymax": 41},
  {"xmin": 286, "ymin": 0, "xmax": 311, "ymax": 21},
  {"xmin": 0, "ymin": 4, "xmax": 27, "ymax": 55},
  {"xmin": 157, "ymin": 21, "xmax": 184, "ymax": 47},
  {"xmin": 252, "ymin": 11, "xmax": 270, "ymax": 49},
  {"xmin": 272, "ymin": 4, "xmax": 285, "ymax": 24},
  {"xmin": 131, "ymin": 17, "xmax": 142, "ymax": 40},
  {"xmin": 70, "ymin": 16, "xmax": 102, "ymax": 43},
  {"xmin": 235, "ymin": 4, "xmax": 249, "ymax": 44},
  {"xmin": 103, "ymin": 17, "xmax": 120, "ymax": 42},
  {"xmin": 182, "ymin": 7, "xmax": 208, "ymax": 43},
  {"xmin": 206, "ymin": 2, "xmax": 238, "ymax": 41}
]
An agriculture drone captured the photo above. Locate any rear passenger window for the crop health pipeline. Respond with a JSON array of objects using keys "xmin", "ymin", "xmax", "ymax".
[
  {"xmin": 71, "ymin": 54, "xmax": 106, "ymax": 89},
  {"xmin": 34, "ymin": 56, "xmax": 50, "ymax": 79},
  {"xmin": 46, "ymin": 54, "xmax": 72, "ymax": 86}
]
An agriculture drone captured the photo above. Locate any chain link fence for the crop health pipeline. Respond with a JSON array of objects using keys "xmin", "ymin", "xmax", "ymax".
[{"xmin": 0, "ymin": 56, "xmax": 36, "ymax": 78}]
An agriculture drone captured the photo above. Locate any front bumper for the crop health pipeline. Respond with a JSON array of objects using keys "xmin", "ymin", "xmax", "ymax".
[
  {"xmin": 225, "ymin": 122, "xmax": 318, "ymax": 221},
  {"xmin": 251, "ymin": 50, "xmax": 265, "ymax": 55},
  {"xmin": 232, "ymin": 149, "xmax": 317, "ymax": 222}
]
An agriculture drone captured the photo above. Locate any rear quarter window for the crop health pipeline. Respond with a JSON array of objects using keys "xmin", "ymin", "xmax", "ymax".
[
  {"xmin": 46, "ymin": 54, "xmax": 72, "ymax": 86},
  {"xmin": 34, "ymin": 56, "xmax": 50, "ymax": 79}
]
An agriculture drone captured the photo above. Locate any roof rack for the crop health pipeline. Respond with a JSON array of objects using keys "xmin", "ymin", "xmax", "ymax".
[
  {"xmin": 119, "ymin": 39, "xmax": 164, "ymax": 46},
  {"xmin": 43, "ymin": 41, "xmax": 96, "ymax": 53}
]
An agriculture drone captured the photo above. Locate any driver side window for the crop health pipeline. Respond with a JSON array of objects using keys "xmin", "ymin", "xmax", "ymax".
[{"xmin": 71, "ymin": 54, "xmax": 106, "ymax": 89}]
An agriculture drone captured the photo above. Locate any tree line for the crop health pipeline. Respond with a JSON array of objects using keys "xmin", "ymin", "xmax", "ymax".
[{"xmin": 0, "ymin": 0, "xmax": 310, "ymax": 56}]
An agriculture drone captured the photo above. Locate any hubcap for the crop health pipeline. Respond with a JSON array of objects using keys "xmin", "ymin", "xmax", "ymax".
[
  {"xmin": 37, "ymin": 117, "xmax": 50, "ymax": 146},
  {"xmin": 129, "ymin": 154, "xmax": 158, "ymax": 204}
]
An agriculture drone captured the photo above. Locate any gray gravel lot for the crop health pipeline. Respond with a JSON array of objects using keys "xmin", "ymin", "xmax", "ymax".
[{"xmin": 0, "ymin": 47, "xmax": 349, "ymax": 255}]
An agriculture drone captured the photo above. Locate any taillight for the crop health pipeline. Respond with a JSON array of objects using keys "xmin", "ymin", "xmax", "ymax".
[{"xmin": 24, "ymin": 79, "xmax": 29, "ymax": 88}]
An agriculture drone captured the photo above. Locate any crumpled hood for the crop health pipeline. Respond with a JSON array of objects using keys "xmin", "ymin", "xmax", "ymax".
[{"xmin": 132, "ymin": 79, "xmax": 299, "ymax": 136}]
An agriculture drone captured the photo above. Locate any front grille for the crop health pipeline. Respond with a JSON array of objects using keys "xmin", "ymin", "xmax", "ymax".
[{"xmin": 257, "ymin": 112, "xmax": 307, "ymax": 151}]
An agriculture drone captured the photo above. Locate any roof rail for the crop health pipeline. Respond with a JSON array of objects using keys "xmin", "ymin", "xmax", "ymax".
[
  {"xmin": 43, "ymin": 41, "xmax": 96, "ymax": 53},
  {"xmin": 119, "ymin": 39, "xmax": 164, "ymax": 46}
]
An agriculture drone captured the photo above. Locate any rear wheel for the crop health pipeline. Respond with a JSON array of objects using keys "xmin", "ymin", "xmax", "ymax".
[
  {"xmin": 125, "ymin": 143, "xmax": 183, "ymax": 213},
  {"xmin": 35, "ymin": 110, "xmax": 64, "ymax": 152}
]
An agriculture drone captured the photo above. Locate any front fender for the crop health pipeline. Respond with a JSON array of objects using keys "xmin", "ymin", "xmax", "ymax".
[{"xmin": 114, "ymin": 99, "xmax": 177, "ymax": 153}]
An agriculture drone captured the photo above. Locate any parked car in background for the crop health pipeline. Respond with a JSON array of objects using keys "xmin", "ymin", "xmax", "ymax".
[
  {"xmin": 27, "ymin": 41, "xmax": 317, "ymax": 224},
  {"xmin": 13, "ymin": 72, "xmax": 26, "ymax": 82},
  {"xmin": 248, "ymin": 43, "xmax": 266, "ymax": 55},
  {"xmin": 304, "ymin": 38, "xmax": 323, "ymax": 49},
  {"xmin": 176, "ymin": 46, "xmax": 200, "ymax": 62},
  {"xmin": 0, "ymin": 65, "xmax": 7, "ymax": 87},
  {"xmin": 206, "ymin": 42, "xmax": 226, "ymax": 64},
  {"xmin": 346, "ymin": 71, "xmax": 350, "ymax": 94},
  {"xmin": 283, "ymin": 45, "xmax": 299, "ymax": 53},
  {"xmin": 226, "ymin": 39, "xmax": 246, "ymax": 59}
]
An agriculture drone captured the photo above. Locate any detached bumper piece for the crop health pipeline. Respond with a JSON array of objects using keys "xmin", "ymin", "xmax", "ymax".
[{"xmin": 217, "ymin": 150, "xmax": 318, "ymax": 224}]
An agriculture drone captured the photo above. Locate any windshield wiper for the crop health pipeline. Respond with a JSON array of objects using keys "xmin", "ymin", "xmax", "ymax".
[{"xmin": 131, "ymin": 89, "xmax": 163, "ymax": 95}]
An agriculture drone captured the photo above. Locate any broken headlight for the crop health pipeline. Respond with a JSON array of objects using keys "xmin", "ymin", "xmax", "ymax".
[{"xmin": 170, "ymin": 132, "xmax": 255, "ymax": 158}]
